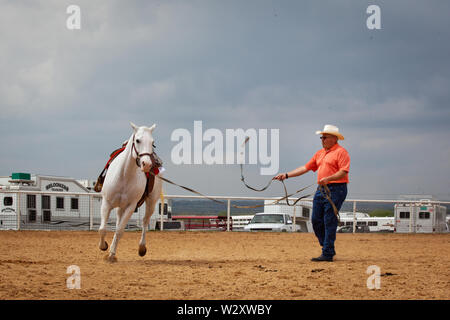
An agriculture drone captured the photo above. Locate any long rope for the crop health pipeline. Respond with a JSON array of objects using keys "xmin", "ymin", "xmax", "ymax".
[
  {"xmin": 319, "ymin": 184, "xmax": 340, "ymax": 222},
  {"xmin": 149, "ymin": 135, "xmax": 313, "ymax": 209},
  {"xmin": 100, "ymin": 136, "xmax": 336, "ymax": 214},
  {"xmin": 153, "ymin": 173, "xmax": 311, "ymax": 209},
  {"xmin": 239, "ymin": 163, "xmax": 313, "ymax": 207},
  {"xmin": 237, "ymin": 136, "xmax": 339, "ymax": 220}
]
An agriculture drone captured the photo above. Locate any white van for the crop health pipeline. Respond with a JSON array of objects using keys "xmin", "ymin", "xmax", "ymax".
[{"xmin": 244, "ymin": 212, "xmax": 299, "ymax": 232}]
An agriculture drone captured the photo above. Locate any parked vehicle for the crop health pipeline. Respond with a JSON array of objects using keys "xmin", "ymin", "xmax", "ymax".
[{"xmin": 244, "ymin": 212, "xmax": 299, "ymax": 232}]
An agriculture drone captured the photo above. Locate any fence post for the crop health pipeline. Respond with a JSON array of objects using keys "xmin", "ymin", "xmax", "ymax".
[
  {"xmin": 352, "ymin": 201, "xmax": 357, "ymax": 233},
  {"xmin": 293, "ymin": 205, "xmax": 296, "ymax": 231},
  {"xmin": 89, "ymin": 195, "xmax": 94, "ymax": 231},
  {"xmin": 17, "ymin": 192, "xmax": 21, "ymax": 231},
  {"xmin": 227, "ymin": 199, "xmax": 231, "ymax": 232},
  {"xmin": 160, "ymin": 190, "xmax": 164, "ymax": 231},
  {"xmin": 409, "ymin": 203, "xmax": 414, "ymax": 233}
]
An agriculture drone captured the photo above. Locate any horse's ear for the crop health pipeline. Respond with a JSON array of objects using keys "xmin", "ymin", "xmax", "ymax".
[
  {"xmin": 149, "ymin": 123, "xmax": 156, "ymax": 132},
  {"xmin": 130, "ymin": 122, "xmax": 138, "ymax": 132}
]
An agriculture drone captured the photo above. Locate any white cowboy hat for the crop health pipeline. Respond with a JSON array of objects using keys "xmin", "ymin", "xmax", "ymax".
[{"xmin": 315, "ymin": 124, "xmax": 345, "ymax": 140}]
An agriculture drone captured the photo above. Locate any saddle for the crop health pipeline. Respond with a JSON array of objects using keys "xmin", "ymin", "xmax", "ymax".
[{"xmin": 94, "ymin": 143, "xmax": 163, "ymax": 209}]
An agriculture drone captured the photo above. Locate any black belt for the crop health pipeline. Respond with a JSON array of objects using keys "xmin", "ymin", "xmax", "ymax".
[{"xmin": 318, "ymin": 182, "xmax": 347, "ymax": 188}]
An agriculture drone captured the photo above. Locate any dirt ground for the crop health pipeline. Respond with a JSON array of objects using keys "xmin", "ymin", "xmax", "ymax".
[{"xmin": 0, "ymin": 230, "xmax": 448, "ymax": 300}]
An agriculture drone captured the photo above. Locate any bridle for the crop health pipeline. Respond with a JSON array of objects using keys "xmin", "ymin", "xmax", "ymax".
[{"xmin": 131, "ymin": 133, "xmax": 155, "ymax": 168}]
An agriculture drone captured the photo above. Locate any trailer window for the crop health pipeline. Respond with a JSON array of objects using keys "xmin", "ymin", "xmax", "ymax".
[
  {"xmin": 71, "ymin": 198, "xmax": 79, "ymax": 210},
  {"xmin": 368, "ymin": 221, "xmax": 378, "ymax": 226},
  {"xmin": 303, "ymin": 208, "xmax": 310, "ymax": 218},
  {"xmin": 251, "ymin": 214, "xmax": 284, "ymax": 224},
  {"xmin": 3, "ymin": 197, "xmax": 13, "ymax": 206},
  {"xmin": 399, "ymin": 212, "xmax": 410, "ymax": 219},
  {"xmin": 27, "ymin": 195, "xmax": 36, "ymax": 209},
  {"xmin": 419, "ymin": 212, "xmax": 430, "ymax": 219},
  {"xmin": 43, "ymin": 210, "xmax": 51, "ymax": 222},
  {"xmin": 56, "ymin": 197, "xmax": 65, "ymax": 210},
  {"xmin": 28, "ymin": 210, "xmax": 36, "ymax": 222},
  {"xmin": 41, "ymin": 195, "xmax": 50, "ymax": 210}
]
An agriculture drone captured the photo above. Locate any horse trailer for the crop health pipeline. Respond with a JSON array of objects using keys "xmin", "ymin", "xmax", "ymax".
[
  {"xmin": 338, "ymin": 212, "xmax": 395, "ymax": 232},
  {"xmin": 0, "ymin": 172, "xmax": 159, "ymax": 231},
  {"xmin": 394, "ymin": 201, "xmax": 447, "ymax": 233}
]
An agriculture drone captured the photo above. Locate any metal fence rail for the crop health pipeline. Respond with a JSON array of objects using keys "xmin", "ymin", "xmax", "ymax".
[
  {"xmin": 0, "ymin": 189, "xmax": 449, "ymax": 232},
  {"xmin": 0, "ymin": 190, "xmax": 145, "ymax": 231}
]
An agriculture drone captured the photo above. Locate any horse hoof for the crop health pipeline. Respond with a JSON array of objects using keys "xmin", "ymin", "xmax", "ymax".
[
  {"xmin": 138, "ymin": 245, "xmax": 147, "ymax": 257},
  {"xmin": 104, "ymin": 254, "xmax": 117, "ymax": 263},
  {"xmin": 99, "ymin": 241, "xmax": 108, "ymax": 251}
]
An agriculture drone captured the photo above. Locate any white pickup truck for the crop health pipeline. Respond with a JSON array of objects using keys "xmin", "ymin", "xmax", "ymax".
[{"xmin": 244, "ymin": 212, "xmax": 300, "ymax": 232}]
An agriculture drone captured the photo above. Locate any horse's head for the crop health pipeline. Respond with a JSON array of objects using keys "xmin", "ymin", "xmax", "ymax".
[{"xmin": 130, "ymin": 122, "xmax": 156, "ymax": 173}]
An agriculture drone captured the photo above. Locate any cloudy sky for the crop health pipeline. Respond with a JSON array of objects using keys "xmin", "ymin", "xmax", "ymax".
[{"xmin": 1, "ymin": 0, "xmax": 449, "ymax": 200}]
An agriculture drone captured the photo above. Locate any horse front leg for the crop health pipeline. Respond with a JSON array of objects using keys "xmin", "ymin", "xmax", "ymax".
[
  {"xmin": 98, "ymin": 200, "xmax": 112, "ymax": 251},
  {"xmin": 106, "ymin": 204, "xmax": 135, "ymax": 262}
]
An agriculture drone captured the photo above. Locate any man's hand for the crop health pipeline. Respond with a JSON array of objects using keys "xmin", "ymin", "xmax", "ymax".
[
  {"xmin": 273, "ymin": 173, "xmax": 287, "ymax": 181},
  {"xmin": 319, "ymin": 170, "xmax": 347, "ymax": 185},
  {"xmin": 272, "ymin": 166, "xmax": 309, "ymax": 181},
  {"xmin": 319, "ymin": 177, "xmax": 330, "ymax": 185}
]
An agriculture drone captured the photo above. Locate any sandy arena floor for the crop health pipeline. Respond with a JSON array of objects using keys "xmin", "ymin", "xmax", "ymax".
[{"xmin": 0, "ymin": 230, "xmax": 448, "ymax": 300}]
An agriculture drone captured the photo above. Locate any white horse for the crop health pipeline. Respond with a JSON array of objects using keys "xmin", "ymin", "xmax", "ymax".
[{"xmin": 98, "ymin": 122, "xmax": 162, "ymax": 262}]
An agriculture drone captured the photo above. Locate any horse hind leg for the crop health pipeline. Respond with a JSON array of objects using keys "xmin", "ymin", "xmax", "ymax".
[
  {"xmin": 138, "ymin": 209, "xmax": 151, "ymax": 257},
  {"xmin": 138, "ymin": 212, "xmax": 151, "ymax": 257},
  {"xmin": 139, "ymin": 186, "xmax": 161, "ymax": 257},
  {"xmin": 138, "ymin": 243, "xmax": 147, "ymax": 257}
]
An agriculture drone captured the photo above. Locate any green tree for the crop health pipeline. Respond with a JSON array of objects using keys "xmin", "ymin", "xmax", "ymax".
[{"xmin": 369, "ymin": 209, "xmax": 394, "ymax": 217}]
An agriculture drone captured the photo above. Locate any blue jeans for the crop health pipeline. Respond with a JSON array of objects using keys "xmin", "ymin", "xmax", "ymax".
[{"xmin": 312, "ymin": 183, "xmax": 347, "ymax": 258}]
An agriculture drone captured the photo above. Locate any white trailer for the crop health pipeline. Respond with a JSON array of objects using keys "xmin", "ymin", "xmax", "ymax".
[
  {"xmin": 394, "ymin": 200, "xmax": 447, "ymax": 233},
  {"xmin": 231, "ymin": 215, "xmax": 254, "ymax": 231},
  {"xmin": 0, "ymin": 172, "xmax": 152, "ymax": 231},
  {"xmin": 339, "ymin": 212, "xmax": 395, "ymax": 232}
]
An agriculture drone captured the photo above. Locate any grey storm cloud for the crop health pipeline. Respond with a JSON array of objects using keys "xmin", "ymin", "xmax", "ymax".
[{"xmin": 0, "ymin": 0, "xmax": 449, "ymax": 199}]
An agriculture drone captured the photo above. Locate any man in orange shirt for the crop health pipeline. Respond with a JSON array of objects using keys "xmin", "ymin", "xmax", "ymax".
[{"xmin": 273, "ymin": 125, "xmax": 350, "ymax": 262}]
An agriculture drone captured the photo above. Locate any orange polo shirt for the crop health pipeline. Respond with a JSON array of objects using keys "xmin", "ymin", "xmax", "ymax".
[{"xmin": 305, "ymin": 143, "xmax": 350, "ymax": 184}]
